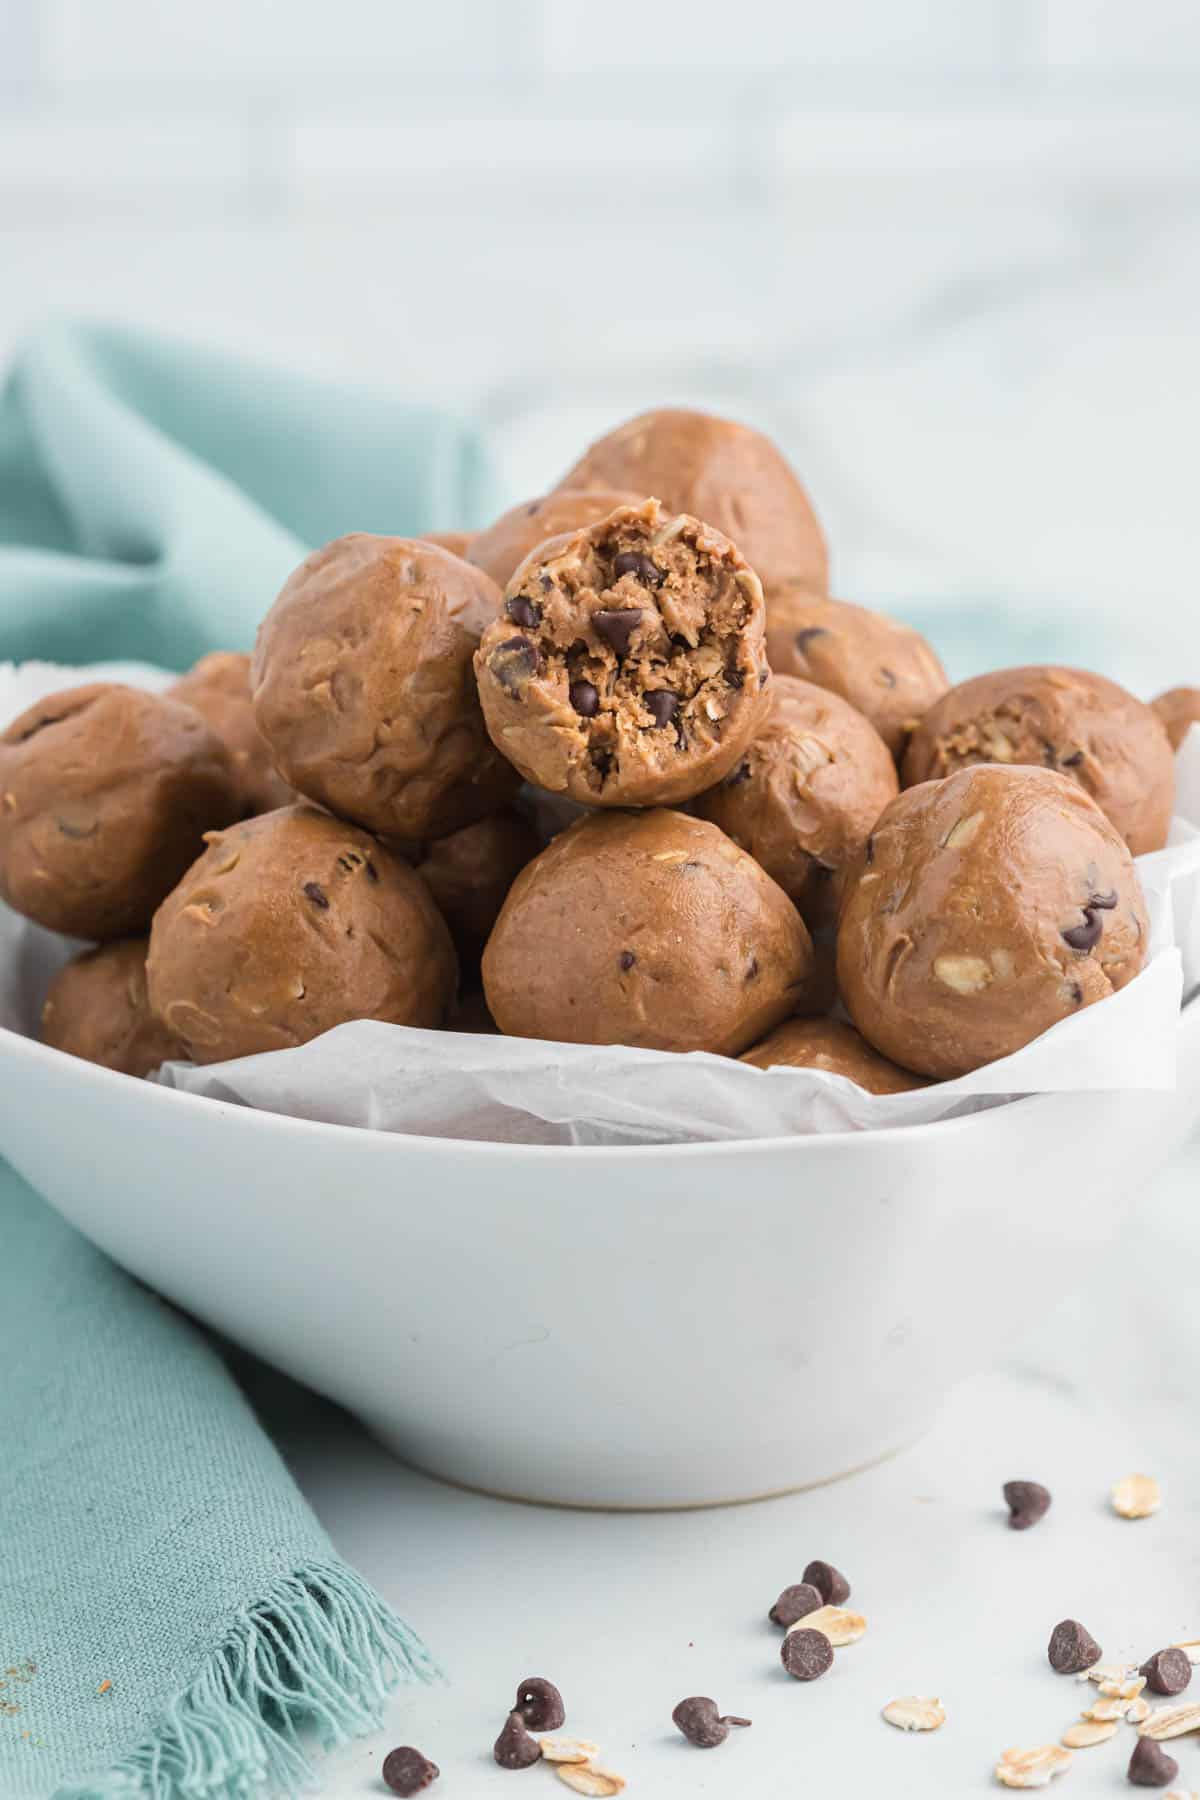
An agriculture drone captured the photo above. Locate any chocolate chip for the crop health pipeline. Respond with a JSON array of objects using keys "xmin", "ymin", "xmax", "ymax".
[
  {"xmin": 1069, "ymin": 981, "xmax": 1083, "ymax": 1004},
  {"xmin": 803, "ymin": 1560, "xmax": 851, "ymax": 1605},
  {"xmin": 1061, "ymin": 748, "xmax": 1085, "ymax": 767},
  {"xmin": 539, "ymin": 572, "xmax": 553, "ymax": 591},
  {"xmin": 302, "ymin": 881, "xmax": 330, "ymax": 909},
  {"xmin": 758, "ymin": 669, "xmax": 769, "ymax": 686},
  {"xmin": 489, "ymin": 635, "xmax": 541, "ymax": 692},
  {"xmin": 725, "ymin": 667, "xmax": 744, "ymax": 689},
  {"xmin": 780, "ymin": 1627, "xmax": 834, "ymax": 1682},
  {"xmin": 619, "ymin": 950, "xmax": 635, "ymax": 971},
  {"xmin": 865, "ymin": 835, "xmax": 875, "ymax": 866},
  {"xmin": 570, "ymin": 679, "xmax": 599, "ymax": 718},
  {"xmin": 382, "ymin": 1746, "xmax": 440, "ymax": 1794},
  {"xmin": 1128, "ymin": 1735, "xmax": 1179, "ymax": 1787},
  {"xmin": 506, "ymin": 595, "xmax": 542, "ymax": 628},
  {"xmin": 1062, "ymin": 910, "xmax": 1103, "ymax": 952},
  {"xmin": 879, "ymin": 667, "xmax": 897, "ymax": 688},
  {"xmin": 611, "ymin": 550, "xmax": 664, "ymax": 587},
  {"xmin": 769, "ymin": 1583, "xmax": 823, "ymax": 1628},
  {"xmin": 593, "ymin": 608, "xmax": 642, "ymax": 656},
  {"xmin": 671, "ymin": 1697, "xmax": 751, "ymax": 1748},
  {"xmin": 514, "ymin": 1677, "xmax": 564, "ymax": 1732},
  {"xmin": 745, "ymin": 955, "xmax": 759, "ymax": 981},
  {"xmin": 794, "ymin": 627, "xmax": 830, "ymax": 653},
  {"xmin": 365, "ymin": 859, "xmax": 379, "ymax": 882},
  {"xmin": 725, "ymin": 760, "xmax": 751, "ymax": 787},
  {"xmin": 1003, "ymin": 1480, "xmax": 1052, "ymax": 1530},
  {"xmin": 1090, "ymin": 889, "xmax": 1118, "ymax": 909},
  {"xmin": 55, "ymin": 817, "xmax": 95, "ymax": 839},
  {"xmin": 645, "ymin": 690, "xmax": 678, "ymax": 728},
  {"xmin": 1140, "ymin": 1647, "xmax": 1192, "ymax": 1696},
  {"xmin": 493, "ymin": 1712, "xmax": 542, "ymax": 1770},
  {"xmin": 1047, "ymin": 1618, "xmax": 1102, "ymax": 1674}
]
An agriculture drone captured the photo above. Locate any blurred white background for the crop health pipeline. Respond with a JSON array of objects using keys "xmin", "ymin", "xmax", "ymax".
[{"xmin": 1, "ymin": 0, "xmax": 1198, "ymax": 686}]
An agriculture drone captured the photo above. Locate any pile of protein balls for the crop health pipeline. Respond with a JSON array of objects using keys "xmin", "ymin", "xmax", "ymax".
[{"xmin": 5, "ymin": 408, "xmax": 1197, "ymax": 1091}]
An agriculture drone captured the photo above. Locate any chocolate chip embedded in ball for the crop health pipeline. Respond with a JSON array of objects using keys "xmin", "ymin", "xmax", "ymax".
[
  {"xmin": 1003, "ymin": 1480, "xmax": 1052, "ymax": 1531},
  {"xmin": 493, "ymin": 1712, "xmax": 542, "ymax": 1769},
  {"xmin": 1139, "ymin": 1647, "xmax": 1192, "ymax": 1696},
  {"xmin": 251, "ymin": 534, "xmax": 518, "ymax": 841},
  {"xmin": 0, "ymin": 683, "xmax": 240, "ymax": 941},
  {"xmin": 671, "ymin": 1697, "xmax": 752, "ymax": 1748},
  {"xmin": 1047, "ymin": 1618, "xmax": 1102, "ymax": 1675},
  {"xmin": 514, "ymin": 1676, "xmax": 565, "ymax": 1733},
  {"xmin": 552, "ymin": 407, "xmax": 828, "ymax": 596},
  {"xmin": 474, "ymin": 499, "xmax": 771, "ymax": 810},
  {"xmin": 768, "ymin": 1583, "xmax": 823, "ymax": 1628},
  {"xmin": 382, "ymin": 1746, "xmax": 440, "ymax": 1794},
  {"xmin": 802, "ymin": 1560, "xmax": 851, "ymax": 1606},
  {"xmin": 1127, "ymin": 1735, "xmax": 1179, "ymax": 1788},
  {"xmin": 781, "ymin": 1627, "xmax": 834, "ymax": 1682}
]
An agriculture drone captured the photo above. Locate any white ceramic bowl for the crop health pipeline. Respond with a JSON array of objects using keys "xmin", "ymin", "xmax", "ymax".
[{"xmin": 2, "ymin": 1007, "xmax": 1198, "ymax": 1509}]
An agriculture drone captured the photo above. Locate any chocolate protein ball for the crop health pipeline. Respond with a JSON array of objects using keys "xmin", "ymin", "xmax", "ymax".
[
  {"xmin": 694, "ymin": 674, "xmax": 898, "ymax": 928},
  {"xmin": 475, "ymin": 499, "xmax": 771, "ymax": 808},
  {"xmin": 40, "ymin": 938, "xmax": 181, "ymax": 1077},
  {"xmin": 170, "ymin": 651, "xmax": 294, "ymax": 817},
  {"xmin": 554, "ymin": 407, "xmax": 828, "ymax": 595},
  {"xmin": 0, "ymin": 684, "xmax": 239, "ymax": 940},
  {"xmin": 838, "ymin": 765, "xmax": 1148, "ymax": 1081},
  {"xmin": 483, "ymin": 809, "xmax": 812, "ymax": 1055},
  {"xmin": 467, "ymin": 489, "xmax": 642, "ymax": 591},
  {"xmin": 251, "ymin": 534, "xmax": 517, "ymax": 840},
  {"xmin": 903, "ymin": 665, "xmax": 1175, "ymax": 856},
  {"xmin": 414, "ymin": 809, "xmax": 539, "ymax": 966},
  {"xmin": 739, "ymin": 1018, "xmax": 924, "ymax": 1093},
  {"xmin": 420, "ymin": 530, "xmax": 474, "ymax": 559},
  {"xmin": 764, "ymin": 590, "xmax": 948, "ymax": 759},
  {"xmin": 1152, "ymin": 684, "xmax": 1200, "ymax": 753},
  {"xmin": 147, "ymin": 804, "xmax": 457, "ymax": 1064}
]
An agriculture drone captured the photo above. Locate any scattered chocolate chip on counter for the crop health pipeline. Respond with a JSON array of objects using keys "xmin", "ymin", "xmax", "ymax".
[
  {"xmin": 768, "ymin": 1582, "xmax": 823, "ymax": 1628},
  {"xmin": 1004, "ymin": 1479, "xmax": 1053, "ymax": 1531},
  {"xmin": 514, "ymin": 1676, "xmax": 565, "ymax": 1732},
  {"xmin": 1141, "ymin": 1649, "xmax": 1192, "ymax": 1697},
  {"xmin": 381, "ymin": 1745, "xmax": 440, "ymax": 1795},
  {"xmin": 1048, "ymin": 1618, "xmax": 1103, "ymax": 1675},
  {"xmin": 780, "ymin": 1626, "xmax": 834, "ymax": 1682},
  {"xmin": 802, "ymin": 1560, "xmax": 852, "ymax": 1606},
  {"xmin": 1127, "ymin": 1734, "xmax": 1180, "ymax": 1788},
  {"xmin": 493, "ymin": 1711, "xmax": 542, "ymax": 1769},
  {"xmin": 671, "ymin": 1695, "xmax": 752, "ymax": 1748}
]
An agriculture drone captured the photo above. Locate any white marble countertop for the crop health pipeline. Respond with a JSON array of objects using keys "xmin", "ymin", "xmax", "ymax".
[{"xmin": 265, "ymin": 1135, "xmax": 1200, "ymax": 1799}]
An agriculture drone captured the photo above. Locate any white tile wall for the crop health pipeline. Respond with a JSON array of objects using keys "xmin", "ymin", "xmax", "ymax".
[{"xmin": 0, "ymin": 0, "xmax": 1197, "ymax": 685}]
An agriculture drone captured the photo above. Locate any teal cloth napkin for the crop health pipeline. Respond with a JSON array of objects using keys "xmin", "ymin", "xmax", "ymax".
[{"xmin": 0, "ymin": 321, "xmax": 497, "ymax": 1798}]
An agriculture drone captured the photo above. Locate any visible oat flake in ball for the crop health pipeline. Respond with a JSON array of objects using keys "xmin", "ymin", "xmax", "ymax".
[{"xmin": 475, "ymin": 499, "xmax": 771, "ymax": 809}]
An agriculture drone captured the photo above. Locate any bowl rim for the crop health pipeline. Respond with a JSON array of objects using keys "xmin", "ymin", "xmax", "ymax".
[{"xmin": 4, "ymin": 994, "xmax": 1197, "ymax": 1163}]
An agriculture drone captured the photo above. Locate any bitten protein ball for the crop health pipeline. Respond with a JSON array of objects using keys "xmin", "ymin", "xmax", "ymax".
[
  {"xmin": 0, "ymin": 684, "xmax": 239, "ymax": 940},
  {"xmin": 170, "ymin": 651, "xmax": 294, "ymax": 817},
  {"xmin": 251, "ymin": 534, "xmax": 518, "ymax": 840},
  {"xmin": 414, "ymin": 809, "xmax": 539, "ymax": 966},
  {"xmin": 1152, "ymin": 684, "xmax": 1200, "ymax": 753},
  {"xmin": 553, "ymin": 408, "xmax": 828, "ymax": 595},
  {"xmin": 147, "ymin": 805, "xmax": 457, "ymax": 1064},
  {"xmin": 482, "ymin": 809, "xmax": 813, "ymax": 1055},
  {"xmin": 475, "ymin": 499, "xmax": 771, "ymax": 808},
  {"xmin": 837, "ymin": 765, "xmax": 1149, "ymax": 1081},
  {"xmin": 902, "ymin": 665, "xmax": 1175, "ymax": 856},
  {"xmin": 467, "ymin": 489, "xmax": 642, "ymax": 591},
  {"xmin": 738, "ymin": 1018, "xmax": 924, "ymax": 1093},
  {"xmin": 41, "ymin": 938, "xmax": 180, "ymax": 1077},
  {"xmin": 694, "ymin": 675, "xmax": 898, "ymax": 928},
  {"xmin": 764, "ymin": 590, "xmax": 948, "ymax": 759}
]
